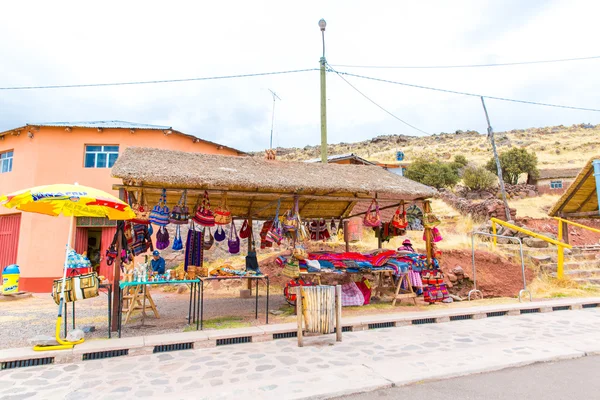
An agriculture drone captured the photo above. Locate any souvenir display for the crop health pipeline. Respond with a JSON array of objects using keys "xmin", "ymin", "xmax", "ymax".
[
  {"xmin": 150, "ymin": 189, "xmax": 170, "ymax": 227},
  {"xmin": 155, "ymin": 226, "xmax": 170, "ymax": 250},
  {"xmin": 172, "ymin": 225, "xmax": 183, "ymax": 251},
  {"xmin": 214, "ymin": 192, "xmax": 232, "ymax": 225},
  {"xmin": 193, "ymin": 191, "xmax": 215, "ymax": 227},
  {"xmin": 184, "ymin": 221, "xmax": 204, "ymax": 271},
  {"xmin": 309, "ymin": 219, "xmax": 330, "ymax": 241},
  {"xmin": 239, "ymin": 219, "xmax": 251, "ymax": 239},
  {"xmin": 131, "ymin": 223, "xmax": 153, "ymax": 255},
  {"xmin": 391, "ymin": 203, "xmax": 408, "ymax": 229},
  {"xmin": 266, "ymin": 200, "xmax": 283, "ymax": 244},
  {"xmin": 363, "ymin": 199, "xmax": 382, "ymax": 228},
  {"xmin": 228, "ymin": 220, "xmax": 241, "ymax": 254},
  {"xmin": 130, "ymin": 190, "xmax": 150, "ymax": 225},
  {"xmin": 170, "ymin": 190, "xmax": 190, "ymax": 224},
  {"xmin": 214, "ymin": 225, "xmax": 226, "ymax": 242},
  {"xmin": 203, "ymin": 228, "xmax": 215, "ymax": 250}
]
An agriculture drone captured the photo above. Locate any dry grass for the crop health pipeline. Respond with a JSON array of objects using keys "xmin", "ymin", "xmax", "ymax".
[
  {"xmin": 528, "ymin": 274, "xmax": 600, "ymax": 298},
  {"xmin": 509, "ymin": 194, "xmax": 561, "ymax": 219}
]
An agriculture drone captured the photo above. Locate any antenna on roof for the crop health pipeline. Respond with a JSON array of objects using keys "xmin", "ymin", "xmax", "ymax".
[{"xmin": 268, "ymin": 89, "xmax": 282, "ymax": 149}]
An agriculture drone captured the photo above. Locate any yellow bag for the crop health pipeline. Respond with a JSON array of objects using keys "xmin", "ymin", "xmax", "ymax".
[
  {"xmin": 75, "ymin": 273, "xmax": 99, "ymax": 300},
  {"xmin": 282, "ymin": 259, "xmax": 300, "ymax": 278},
  {"xmin": 52, "ymin": 277, "xmax": 76, "ymax": 305}
]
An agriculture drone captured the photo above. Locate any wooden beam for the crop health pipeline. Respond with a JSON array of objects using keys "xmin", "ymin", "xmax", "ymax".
[
  {"xmin": 562, "ymin": 210, "xmax": 600, "ymax": 218},
  {"xmin": 345, "ymin": 202, "xmax": 401, "ymax": 219},
  {"xmin": 557, "ymin": 167, "xmax": 594, "ymax": 214}
]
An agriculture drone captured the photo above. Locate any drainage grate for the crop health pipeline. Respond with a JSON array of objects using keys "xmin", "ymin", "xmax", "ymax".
[
  {"xmin": 487, "ymin": 311, "xmax": 508, "ymax": 318},
  {"xmin": 82, "ymin": 349, "xmax": 129, "ymax": 361},
  {"xmin": 153, "ymin": 343, "xmax": 193, "ymax": 353},
  {"xmin": 216, "ymin": 336, "xmax": 252, "ymax": 346},
  {"xmin": 520, "ymin": 308, "xmax": 541, "ymax": 314},
  {"xmin": 412, "ymin": 318, "xmax": 435, "ymax": 325},
  {"xmin": 368, "ymin": 322, "xmax": 395, "ymax": 330},
  {"xmin": 449, "ymin": 314, "xmax": 473, "ymax": 321},
  {"xmin": 552, "ymin": 306, "xmax": 570, "ymax": 312},
  {"xmin": 333, "ymin": 326, "xmax": 352, "ymax": 333},
  {"xmin": 1, "ymin": 357, "xmax": 54, "ymax": 370},
  {"xmin": 582, "ymin": 303, "xmax": 599, "ymax": 309},
  {"xmin": 273, "ymin": 332, "xmax": 298, "ymax": 340}
]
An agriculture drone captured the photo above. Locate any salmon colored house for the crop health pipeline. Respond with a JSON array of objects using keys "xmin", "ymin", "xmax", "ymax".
[{"xmin": 0, "ymin": 121, "xmax": 244, "ymax": 292}]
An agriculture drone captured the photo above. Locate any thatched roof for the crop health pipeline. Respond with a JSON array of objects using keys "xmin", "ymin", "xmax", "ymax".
[
  {"xmin": 549, "ymin": 157, "xmax": 600, "ymax": 217},
  {"xmin": 111, "ymin": 147, "xmax": 436, "ymax": 219},
  {"xmin": 536, "ymin": 168, "xmax": 581, "ymax": 180}
]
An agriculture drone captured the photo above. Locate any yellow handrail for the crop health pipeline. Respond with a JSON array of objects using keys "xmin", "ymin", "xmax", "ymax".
[
  {"xmin": 554, "ymin": 216, "xmax": 600, "ymax": 242},
  {"xmin": 490, "ymin": 218, "xmax": 572, "ymax": 279}
]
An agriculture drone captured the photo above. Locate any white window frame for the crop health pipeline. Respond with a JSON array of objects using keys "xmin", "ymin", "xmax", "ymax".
[
  {"xmin": 0, "ymin": 150, "xmax": 13, "ymax": 174},
  {"xmin": 84, "ymin": 145, "xmax": 119, "ymax": 168}
]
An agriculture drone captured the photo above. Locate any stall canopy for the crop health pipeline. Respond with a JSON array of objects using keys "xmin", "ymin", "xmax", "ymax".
[
  {"xmin": 111, "ymin": 147, "xmax": 437, "ymax": 219},
  {"xmin": 549, "ymin": 156, "xmax": 600, "ymax": 218}
]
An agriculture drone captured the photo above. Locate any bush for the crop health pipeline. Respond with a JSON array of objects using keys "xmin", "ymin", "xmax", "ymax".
[
  {"xmin": 486, "ymin": 148, "xmax": 538, "ymax": 185},
  {"xmin": 449, "ymin": 155, "xmax": 469, "ymax": 176},
  {"xmin": 405, "ymin": 158, "xmax": 460, "ymax": 189},
  {"xmin": 462, "ymin": 165, "xmax": 497, "ymax": 191}
]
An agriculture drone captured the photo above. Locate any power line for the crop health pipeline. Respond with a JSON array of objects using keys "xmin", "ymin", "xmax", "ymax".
[
  {"xmin": 0, "ymin": 69, "xmax": 318, "ymax": 91},
  {"xmin": 334, "ymin": 70, "xmax": 600, "ymax": 112},
  {"xmin": 331, "ymin": 55, "xmax": 600, "ymax": 69},
  {"xmin": 328, "ymin": 65, "xmax": 429, "ymax": 135}
]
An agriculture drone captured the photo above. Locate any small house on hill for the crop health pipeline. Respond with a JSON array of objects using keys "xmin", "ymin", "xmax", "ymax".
[
  {"xmin": 529, "ymin": 168, "xmax": 580, "ymax": 194},
  {"xmin": 305, "ymin": 153, "xmax": 408, "ymax": 176}
]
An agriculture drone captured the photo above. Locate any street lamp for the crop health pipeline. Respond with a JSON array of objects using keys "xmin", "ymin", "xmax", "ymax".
[{"xmin": 319, "ymin": 18, "xmax": 328, "ymax": 164}]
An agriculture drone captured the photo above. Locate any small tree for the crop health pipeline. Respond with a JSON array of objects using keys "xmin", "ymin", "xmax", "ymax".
[
  {"xmin": 450, "ymin": 154, "xmax": 469, "ymax": 176},
  {"xmin": 486, "ymin": 148, "xmax": 538, "ymax": 185},
  {"xmin": 405, "ymin": 158, "xmax": 460, "ymax": 189},
  {"xmin": 462, "ymin": 165, "xmax": 497, "ymax": 191}
]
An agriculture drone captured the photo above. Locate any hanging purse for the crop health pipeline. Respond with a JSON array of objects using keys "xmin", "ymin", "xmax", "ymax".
[
  {"xmin": 193, "ymin": 191, "xmax": 215, "ymax": 227},
  {"xmin": 423, "ymin": 212, "xmax": 441, "ymax": 228},
  {"xmin": 330, "ymin": 218, "xmax": 338, "ymax": 235},
  {"xmin": 363, "ymin": 199, "xmax": 382, "ymax": 228},
  {"xmin": 239, "ymin": 219, "xmax": 251, "ymax": 239},
  {"xmin": 150, "ymin": 189, "xmax": 170, "ymax": 227},
  {"xmin": 203, "ymin": 228, "xmax": 215, "ymax": 250},
  {"xmin": 130, "ymin": 190, "xmax": 151, "ymax": 225},
  {"xmin": 170, "ymin": 190, "xmax": 189, "ymax": 225},
  {"xmin": 283, "ymin": 208, "xmax": 298, "ymax": 232},
  {"xmin": 391, "ymin": 203, "xmax": 409, "ymax": 229},
  {"xmin": 156, "ymin": 226, "xmax": 170, "ymax": 250},
  {"xmin": 266, "ymin": 199, "xmax": 283, "ymax": 245},
  {"xmin": 172, "ymin": 225, "xmax": 183, "ymax": 250},
  {"xmin": 214, "ymin": 192, "xmax": 232, "ymax": 225},
  {"xmin": 214, "ymin": 225, "xmax": 226, "ymax": 242},
  {"xmin": 228, "ymin": 220, "xmax": 240, "ymax": 254}
]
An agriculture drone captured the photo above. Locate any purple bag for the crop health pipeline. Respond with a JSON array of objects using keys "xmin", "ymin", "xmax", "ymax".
[
  {"xmin": 156, "ymin": 226, "xmax": 170, "ymax": 250},
  {"xmin": 228, "ymin": 221, "xmax": 240, "ymax": 254}
]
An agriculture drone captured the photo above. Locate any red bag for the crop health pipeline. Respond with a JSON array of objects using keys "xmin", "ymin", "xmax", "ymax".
[
  {"xmin": 354, "ymin": 278, "xmax": 372, "ymax": 305},
  {"xmin": 239, "ymin": 219, "xmax": 251, "ymax": 239},
  {"xmin": 391, "ymin": 204, "xmax": 408, "ymax": 229},
  {"xmin": 193, "ymin": 191, "xmax": 215, "ymax": 227},
  {"xmin": 364, "ymin": 200, "xmax": 382, "ymax": 228}
]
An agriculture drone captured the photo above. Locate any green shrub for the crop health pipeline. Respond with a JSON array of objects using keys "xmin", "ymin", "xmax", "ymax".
[
  {"xmin": 486, "ymin": 148, "xmax": 538, "ymax": 185},
  {"xmin": 405, "ymin": 158, "xmax": 460, "ymax": 189},
  {"xmin": 462, "ymin": 165, "xmax": 497, "ymax": 191}
]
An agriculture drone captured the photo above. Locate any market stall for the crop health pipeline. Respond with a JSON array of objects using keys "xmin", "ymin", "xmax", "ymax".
[{"xmin": 109, "ymin": 147, "xmax": 440, "ymax": 330}]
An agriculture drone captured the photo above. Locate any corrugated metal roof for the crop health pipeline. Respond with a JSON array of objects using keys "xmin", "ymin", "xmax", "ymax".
[
  {"xmin": 304, "ymin": 153, "xmax": 375, "ymax": 165},
  {"xmin": 30, "ymin": 120, "xmax": 172, "ymax": 130}
]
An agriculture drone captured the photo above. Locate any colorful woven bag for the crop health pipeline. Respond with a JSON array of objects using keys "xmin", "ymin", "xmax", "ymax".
[
  {"xmin": 150, "ymin": 189, "xmax": 170, "ymax": 227},
  {"xmin": 170, "ymin": 190, "xmax": 189, "ymax": 225},
  {"xmin": 266, "ymin": 199, "xmax": 283, "ymax": 245},
  {"xmin": 130, "ymin": 190, "xmax": 150, "ymax": 225},
  {"xmin": 363, "ymin": 199, "xmax": 382, "ymax": 228},
  {"xmin": 227, "ymin": 220, "xmax": 240, "ymax": 254},
  {"xmin": 193, "ymin": 191, "xmax": 215, "ymax": 227},
  {"xmin": 239, "ymin": 219, "xmax": 251, "ymax": 239},
  {"xmin": 391, "ymin": 203, "xmax": 408, "ymax": 229},
  {"xmin": 214, "ymin": 192, "xmax": 232, "ymax": 225}
]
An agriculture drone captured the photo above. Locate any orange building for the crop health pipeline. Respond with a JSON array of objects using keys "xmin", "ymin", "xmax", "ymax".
[{"xmin": 0, "ymin": 121, "xmax": 243, "ymax": 292}]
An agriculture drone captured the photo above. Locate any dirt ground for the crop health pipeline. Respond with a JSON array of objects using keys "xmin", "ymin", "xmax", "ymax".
[
  {"xmin": 519, "ymin": 218, "xmax": 600, "ymax": 246},
  {"xmin": 439, "ymin": 249, "xmax": 534, "ymax": 299}
]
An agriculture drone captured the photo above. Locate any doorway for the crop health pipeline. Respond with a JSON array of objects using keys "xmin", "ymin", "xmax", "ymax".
[{"xmin": 87, "ymin": 229, "xmax": 102, "ymax": 273}]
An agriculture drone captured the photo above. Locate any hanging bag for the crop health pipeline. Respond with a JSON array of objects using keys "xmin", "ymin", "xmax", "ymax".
[
  {"xmin": 391, "ymin": 203, "xmax": 409, "ymax": 229},
  {"xmin": 203, "ymin": 227, "xmax": 215, "ymax": 250},
  {"xmin": 228, "ymin": 220, "xmax": 240, "ymax": 254},
  {"xmin": 193, "ymin": 191, "xmax": 215, "ymax": 227},
  {"xmin": 283, "ymin": 199, "xmax": 299, "ymax": 232},
  {"xmin": 266, "ymin": 199, "xmax": 283, "ymax": 245},
  {"xmin": 296, "ymin": 200, "xmax": 309, "ymax": 242},
  {"xmin": 214, "ymin": 192, "xmax": 232, "ymax": 225},
  {"xmin": 150, "ymin": 189, "xmax": 170, "ymax": 227},
  {"xmin": 131, "ymin": 190, "xmax": 151, "ymax": 225},
  {"xmin": 156, "ymin": 226, "xmax": 170, "ymax": 250},
  {"xmin": 131, "ymin": 224, "xmax": 153, "ymax": 256},
  {"xmin": 172, "ymin": 225, "xmax": 183, "ymax": 250},
  {"xmin": 363, "ymin": 199, "xmax": 382, "ymax": 228},
  {"xmin": 423, "ymin": 212, "xmax": 441, "ymax": 229},
  {"xmin": 239, "ymin": 219, "xmax": 251, "ymax": 239},
  {"xmin": 170, "ymin": 190, "xmax": 189, "ymax": 225},
  {"xmin": 214, "ymin": 225, "xmax": 227, "ymax": 242}
]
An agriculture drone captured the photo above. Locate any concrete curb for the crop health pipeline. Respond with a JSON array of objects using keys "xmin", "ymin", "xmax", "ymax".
[{"xmin": 1, "ymin": 297, "xmax": 599, "ymax": 370}]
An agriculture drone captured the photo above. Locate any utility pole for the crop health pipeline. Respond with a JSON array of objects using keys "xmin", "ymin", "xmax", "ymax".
[
  {"xmin": 481, "ymin": 96, "xmax": 511, "ymax": 222},
  {"xmin": 268, "ymin": 89, "xmax": 281, "ymax": 149},
  {"xmin": 319, "ymin": 18, "xmax": 328, "ymax": 163}
]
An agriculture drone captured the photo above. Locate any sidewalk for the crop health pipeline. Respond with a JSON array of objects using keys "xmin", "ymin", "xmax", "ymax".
[{"xmin": 1, "ymin": 304, "xmax": 599, "ymax": 399}]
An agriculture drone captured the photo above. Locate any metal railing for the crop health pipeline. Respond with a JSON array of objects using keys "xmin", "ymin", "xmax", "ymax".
[
  {"xmin": 471, "ymin": 231, "xmax": 531, "ymax": 303},
  {"xmin": 491, "ymin": 218, "xmax": 573, "ymax": 279}
]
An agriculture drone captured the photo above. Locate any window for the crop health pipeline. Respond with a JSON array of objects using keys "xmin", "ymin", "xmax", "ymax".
[
  {"xmin": 84, "ymin": 145, "xmax": 119, "ymax": 168},
  {"xmin": 0, "ymin": 150, "xmax": 13, "ymax": 173},
  {"xmin": 550, "ymin": 180, "xmax": 563, "ymax": 189}
]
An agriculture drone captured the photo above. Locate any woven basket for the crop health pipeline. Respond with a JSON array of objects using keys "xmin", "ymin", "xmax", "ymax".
[{"xmin": 197, "ymin": 267, "xmax": 209, "ymax": 277}]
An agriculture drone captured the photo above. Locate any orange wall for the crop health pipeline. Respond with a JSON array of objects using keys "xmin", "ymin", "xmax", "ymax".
[{"xmin": 0, "ymin": 126, "xmax": 239, "ymax": 292}]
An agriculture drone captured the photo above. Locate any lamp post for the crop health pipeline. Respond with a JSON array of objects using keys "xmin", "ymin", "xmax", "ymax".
[{"xmin": 319, "ymin": 18, "xmax": 328, "ymax": 164}]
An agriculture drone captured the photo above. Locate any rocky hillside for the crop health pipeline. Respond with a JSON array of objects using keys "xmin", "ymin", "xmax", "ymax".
[{"xmin": 258, "ymin": 123, "xmax": 599, "ymax": 169}]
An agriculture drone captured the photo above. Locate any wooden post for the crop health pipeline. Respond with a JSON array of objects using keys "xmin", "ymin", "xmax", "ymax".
[
  {"xmin": 247, "ymin": 218, "xmax": 253, "ymax": 291},
  {"xmin": 561, "ymin": 220, "xmax": 570, "ymax": 245},
  {"xmin": 296, "ymin": 286, "xmax": 303, "ymax": 347},
  {"xmin": 335, "ymin": 285, "xmax": 342, "ymax": 342},
  {"xmin": 111, "ymin": 231, "xmax": 123, "ymax": 331},
  {"xmin": 377, "ymin": 226, "xmax": 382, "ymax": 249},
  {"xmin": 343, "ymin": 220, "xmax": 349, "ymax": 252},
  {"xmin": 423, "ymin": 200, "xmax": 433, "ymax": 266}
]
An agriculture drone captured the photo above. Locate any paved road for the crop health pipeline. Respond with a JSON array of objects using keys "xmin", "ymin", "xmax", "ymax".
[
  {"xmin": 0, "ymin": 308, "xmax": 599, "ymax": 399},
  {"xmin": 343, "ymin": 355, "xmax": 600, "ymax": 400}
]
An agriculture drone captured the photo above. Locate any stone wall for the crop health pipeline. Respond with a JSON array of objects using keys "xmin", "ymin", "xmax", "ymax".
[
  {"xmin": 455, "ymin": 184, "xmax": 538, "ymax": 201},
  {"xmin": 439, "ymin": 189, "xmax": 517, "ymax": 221}
]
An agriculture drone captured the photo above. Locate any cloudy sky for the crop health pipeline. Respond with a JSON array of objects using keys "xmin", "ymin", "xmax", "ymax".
[{"xmin": 1, "ymin": 0, "xmax": 599, "ymax": 151}]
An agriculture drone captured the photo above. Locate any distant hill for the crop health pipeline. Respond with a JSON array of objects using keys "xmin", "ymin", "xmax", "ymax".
[{"xmin": 256, "ymin": 123, "xmax": 599, "ymax": 169}]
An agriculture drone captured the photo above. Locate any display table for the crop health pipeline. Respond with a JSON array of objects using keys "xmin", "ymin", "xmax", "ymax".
[
  {"xmin": 117, "ymin": 279, "xmax": 201, "ymax": 338},
  {"xmin": 198, "ymin": 275, "xmax": 269, "ymax": 330}
]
